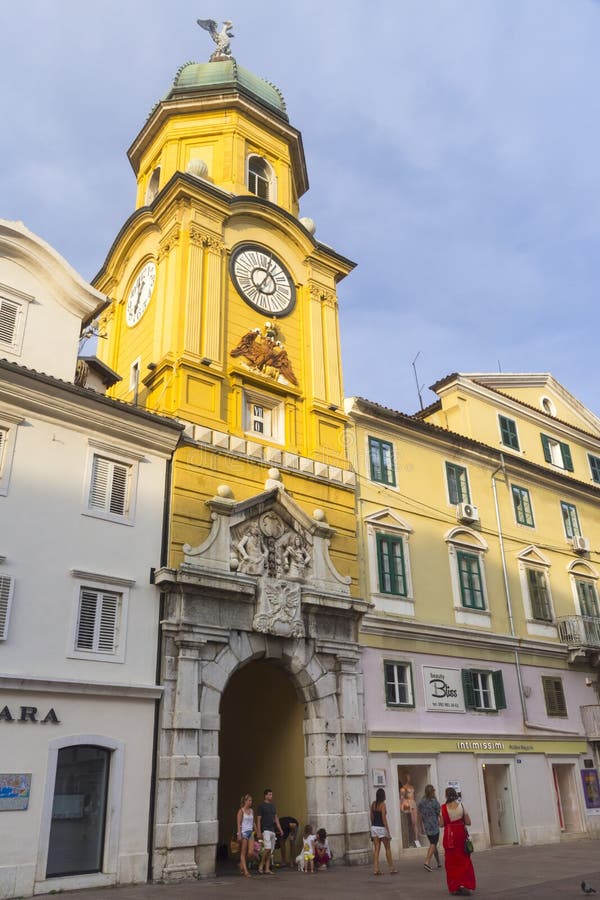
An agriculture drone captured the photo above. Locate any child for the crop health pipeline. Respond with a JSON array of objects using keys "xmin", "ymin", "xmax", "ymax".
[
  {"xmin": 301, "ymin": 823, "xmax": 316, "ymax": 873},
  {"xmin": 314, "ymin": 828, "xmax": 332, "ymax": 869}
]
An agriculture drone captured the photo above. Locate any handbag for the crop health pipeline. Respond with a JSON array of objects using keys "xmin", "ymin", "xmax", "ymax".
[
  {"xmin": 464, "ymin": 831, "xmax": 474, "ymax": 855},
  {"xmin": 229, "ymin": 835, "xmax": 241, "ymax": 856}
]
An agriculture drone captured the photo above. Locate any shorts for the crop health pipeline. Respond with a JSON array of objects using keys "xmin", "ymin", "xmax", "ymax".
[
  {"xmin": 303, "ymin": 851, "xmax": 315, "ymax": 861},
  {"xmin": 370, "ymin": 826, "xmax": 389, "ymax": 840},
  {"xmin": 241, "ymin": 829, "xmax": 253, "ymax": 840},
  {"xmin": 262, "ymin": 829, "xmax": 276, "ymax": 850},
  {"xmin": 427, "ymin": 832, "xmax": 440, "ymax": 846}
]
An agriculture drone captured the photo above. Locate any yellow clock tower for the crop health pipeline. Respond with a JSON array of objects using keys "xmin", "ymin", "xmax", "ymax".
[{"xmin": 94, "ymin": 30, "xmax": 370, "ymax": 881}]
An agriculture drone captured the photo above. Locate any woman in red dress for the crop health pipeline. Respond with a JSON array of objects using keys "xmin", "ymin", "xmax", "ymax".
[{"xmin": 439, "ymin": 787, "xmax": 476, "ymax": 895}]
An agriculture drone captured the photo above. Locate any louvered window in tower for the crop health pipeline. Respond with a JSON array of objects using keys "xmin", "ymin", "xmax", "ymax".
[
  {"xmin": 89, "ymin": 455, "xmax": 130, "ymax": 517},
  {"xmin": 76, "ymin": 588, "xmax": 120, "ymax": 654}
]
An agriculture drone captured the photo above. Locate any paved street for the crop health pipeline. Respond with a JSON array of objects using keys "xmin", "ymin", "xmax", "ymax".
[{"xmin": 37, "ymin": 839, "xmax": 600, "ymax": 900}]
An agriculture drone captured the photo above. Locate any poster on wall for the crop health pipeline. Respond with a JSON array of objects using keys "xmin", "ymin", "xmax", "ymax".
[
  {"xmin": 581, "ymin": 769, "xmax": 600, "ymax": 814},
  {"xmin": 423, "ymin": 666, "xmax": 466, "ymax": 712},
  {"xmin": 0, "ymin": 773, "xmax": 31, "ymax": 811}
]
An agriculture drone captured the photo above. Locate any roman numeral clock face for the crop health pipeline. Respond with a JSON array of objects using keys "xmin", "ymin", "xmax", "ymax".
[{"xmin": 230, "ymin": 244, "xmax": 296, "ymax": 316}]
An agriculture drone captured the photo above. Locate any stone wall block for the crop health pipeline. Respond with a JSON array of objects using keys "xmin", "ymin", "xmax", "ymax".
[
  {"xmin": 201, "ymin": 661, "xmax": 229, "ymax": 692},
  {"xmin": 285, "ymin": 639, "xmax": 314, "ymax": 673},
  {"xmin": 312, "ymin": 671, "xmax": 338, "ymax": 700},
  {"xmin": 340, "ymin": 718, "xmax": 366, "ymax": 735},
  {"xmin": 199, "ymin": 754, "xmax": 220, "ymax": 778},
  {"xmin": 214, "ymin": 644, "xmax": 241, "ymax": 675},
  {"xmin": 170, "ymin": 778, "xmax": 198, "ymax": 822},
  {"xmin": 199, "ymin": 727, "xmax": 219, "ymax": 756},
  {"xmin": 228, "ymin": 628, "xmax": 254, "ymax": 664},
  {"xmin": 198, "ymin": 819, "xmax": 219, "ymax": 844},
  {"xmin": 154, "ymin": 824, "xmax": 168, "ymax": 849},
  {"xmin": 248, "ymin": 632, "xmax": 268, "ymax": 655},
  {"xmin": 304, "ymin": 654, "xmax": 326, "ymax": 684},
  {"xmin": 303, "ymin": 717, "xmax": 339, "ymax": 735},
  {"xmin": 171, "ymin": 712, "xmax": 202, "ymax": 731},
  {"xmin": 264, "ymin": 636, "xmax": 284, "ymax": 659},
  {"xmin": 160, "ymin": 755, "xmax": 201, "ymax": 779},
  {"xmin": 201, "ymin": 714, "xmax": 220, "ymax": 733},
  {"xmin": 166, "ymin": 821, "xmax": 199, "ymax": 849},
  {"xmin": 304, "ymin": 755, "xmax": 341, "ymax": 777},
  {"xmin": 196, "ymin": 777, "xmax": 218, "ymax": 816},
  {"xmin": 200, "ymin": 686, "xmax": 221, "ymax": 716},
  {"xmin": 341, "ymin": 755, "xmax": 366, "ymax": 777}
]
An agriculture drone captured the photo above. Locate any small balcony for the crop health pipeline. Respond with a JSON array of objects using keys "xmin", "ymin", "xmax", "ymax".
[
  {"xmin": 556, "ymin": 615, "xmax": 600, "ymax": 663},
  {"xmin": 581, "ymin": 705, "xmax": 600, "ymax": 740}
]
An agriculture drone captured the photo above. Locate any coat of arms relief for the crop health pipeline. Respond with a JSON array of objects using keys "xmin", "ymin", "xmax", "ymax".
[{"xmin": 232, "ymin": 512, "xmax": 311, "ymax": 638}]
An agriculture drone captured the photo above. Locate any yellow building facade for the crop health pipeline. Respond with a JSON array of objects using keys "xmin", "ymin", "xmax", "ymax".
[
  {"xmin": 94, "ymin": 56, "xmax": 371, "ymax": 879},
  {"xmin": 347, "ymin": 373, "xmax": 600, "ymax": 854}
]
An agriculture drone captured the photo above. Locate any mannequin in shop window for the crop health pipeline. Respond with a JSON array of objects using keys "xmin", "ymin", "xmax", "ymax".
[{"xmin": 400, "ymin": 772, "xmax": 421, "ymax": 847}]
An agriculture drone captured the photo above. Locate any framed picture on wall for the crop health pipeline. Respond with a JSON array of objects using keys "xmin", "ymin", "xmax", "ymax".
[{"xmin": 581, "ymin": 768, "xmax": 600, "ymax": 812}]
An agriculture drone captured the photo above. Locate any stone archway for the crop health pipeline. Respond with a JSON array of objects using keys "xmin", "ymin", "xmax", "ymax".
[{"xmin": 153, "ymin": 479, "xmax": 371, "ymax": 881}]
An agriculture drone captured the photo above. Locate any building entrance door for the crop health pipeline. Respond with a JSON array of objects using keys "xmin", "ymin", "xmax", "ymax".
[
  {"xmin": 482, "ymin": 763, "xmax": 518, "ymax": 846},
  {"xmin": 552, "ymin": 763, "xmax": 582, "ymax": 833},
  {"xmin": 218, "ymin": 659, "xmax": 306, "ymax": 859}
]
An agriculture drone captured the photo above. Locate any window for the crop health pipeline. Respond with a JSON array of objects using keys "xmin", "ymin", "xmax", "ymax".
[
  {"xmin": 75, "ymin": 587, "xmax": 121, "ymax": 655},
  {"xmin": 0, "ymin": 575, "xmax": 15, "ymax": 640},
  {"xmin": 576, "ymin": 579, "xmax": 600, "ymax": 617},
  {"xmin": 243, "ymin": 391, "xmax": 284, "ymax": 442},
  {"xmin": 588, "ymin": 454, "xmax": 600, "ymax": 484},
  {"xmin": 369, "ymin": 437, "xmax": 396, "ymax": 486},
  {"xmin": 0, "ymin": 413, "xmax": 21, "ymax": 497},
  {"xmin": 499, "ymin": 415, "xmax": 520, "ymax": 451},
  {"xmin": 542, "ymin": 676, "xmax": 567, "ymax": 717},
  {"xmin": 561, "ymin": 501, "xmax": 581, "ymax": 539},
  {"xmin": 541, "ymin": 434, "xmax": 573, "ymax": 471},
  {"xmin": 376, "ymin": 533, "xmax": 407, "ymax": 596},
  {"xmin": 247, "ymin": 155, "xmax": 274, "ymax": 200},
  {"xmin": 456, "ymin": 550, "xmax": 485, "ymax": 609},
  {"xmin": 527, "ymin": 567, "xmax": 553, "ymax": 621},
  {"xmin": 512, "ymin": 485, "xmax": 535, "ymax": 527},
  {"xmin": 462, "ymin": 669, "xmax": 506, "ymax": 712},
  {"xmin": 384, "ymin": 661, "xmax": 414, "ymax": 707},
  {"xmin": 88, "ymin": 455, "xmax": 131, "ymax": 517},
  {"xmin": 0, "ymin": 283, "xmax": 31, "ymax": 356},
  {"xmin": 446, "ymin": 462, "xmax": 470, "ymax": 504}
]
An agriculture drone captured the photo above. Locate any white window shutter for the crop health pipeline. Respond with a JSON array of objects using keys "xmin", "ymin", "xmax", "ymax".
[
  {"xmin": 98, "ymin": 592, "xmax": 119, "ymax": 652},
  {"xmin": 76, "ymin": 589, "xmax": 98, "ymax": 649},
  {"xmin": 109, "ymin": 463, "xmax": 129, "ymax": 516},
  {"xmin": 0, "ymin": 429, "xmax": 5, "ymax": 469},
  {"xmin": 0, "ymin": 299, "xmax": 18, "ymax": 346},
  {"xmin": 89, "ymin": 455, "xmax": 130, "ymax": 516},
  {"xmin": 76, "ymin": 588, "xmax": 120, "ymax": 653},
  {"xmin": 0, "ymin": 575, "xmax": 15, "ymax": 640}
]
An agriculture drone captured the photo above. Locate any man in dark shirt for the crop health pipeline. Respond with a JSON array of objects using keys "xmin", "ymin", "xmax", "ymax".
[
  {"xmin": 256, "ymin": 788, "xmax": 283, "ymax": 874},
  {"xmin": 278, "ymin": 816, "xmax": 299, "ymax": 867}
]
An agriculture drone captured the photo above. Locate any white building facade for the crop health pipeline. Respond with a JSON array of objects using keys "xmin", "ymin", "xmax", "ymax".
[{"xmin": 0, "ymin": 221, "xmax": 182, "ymax": 899}]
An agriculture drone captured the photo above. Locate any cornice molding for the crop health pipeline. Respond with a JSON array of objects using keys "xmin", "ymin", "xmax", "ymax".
[{"xmin": 0, "ymin": 673, "xmax": 162, "ymax": 699}]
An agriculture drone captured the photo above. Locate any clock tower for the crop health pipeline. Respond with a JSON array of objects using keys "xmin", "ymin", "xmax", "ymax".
[{"xmin": 95, "ymin": 33, "xmax": 370, "ymax": 880}]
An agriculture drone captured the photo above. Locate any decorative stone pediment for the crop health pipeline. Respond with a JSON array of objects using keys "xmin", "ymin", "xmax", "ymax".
[
  {"xmin": 517, "ymin": 545, "xmax": 550, "ymax": 566},
  {"xmin": 364, "ymin": 508, "xmax": 413, "ymax": 533},
  {"xmin": 182, "ymin": 470, "xmax": 351, "ymax": 609}
]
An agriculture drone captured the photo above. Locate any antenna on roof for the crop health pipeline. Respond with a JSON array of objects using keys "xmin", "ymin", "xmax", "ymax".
[
  {"xmin": 412, "ymin": 352, "xmax": 425, "ymax": 411},
  {"xmin": 497, "ymin": 359, "xmax": 502, "ymax": 372}
]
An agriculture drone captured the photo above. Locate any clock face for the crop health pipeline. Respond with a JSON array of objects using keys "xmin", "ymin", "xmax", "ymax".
[
  {"xmin": 230, "ymin": 244, "xmax": 295, "ymax": 317},
  {"xmin": 126, "ymin": 262, "xmax": 156, "ymax": 327}
]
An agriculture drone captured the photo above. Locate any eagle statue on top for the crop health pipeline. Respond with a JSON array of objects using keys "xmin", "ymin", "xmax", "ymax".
[{"xmin": 197, "ymin": 18, "xmax": 234, "ymax": 60}]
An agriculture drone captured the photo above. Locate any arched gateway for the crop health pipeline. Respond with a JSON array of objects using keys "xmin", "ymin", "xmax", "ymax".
[{"xmin": 153, "ymin": 473, "xmax": 371, "ymax": 880}]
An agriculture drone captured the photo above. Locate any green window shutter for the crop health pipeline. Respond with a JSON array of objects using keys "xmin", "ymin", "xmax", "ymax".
[
  {"xmin": 589, "ymin": 454, "xmax": 600, "ymax": 484},
  {"xmin": 369, "ymin": 438, "xmax": 395, "ymax": 485},
  {"xmin": 377, "ymin": 534, "xmax": 407, "ymax": 596},
  {"xmin": 560, "ymin": 442, "xmax": 574, "ymax": 472},
  {"xmin": 369, "ymin": 438, "xmax": 382, "ymax": 482},
  {"xmin": 462, "ymin": 669, "xmax": 476, "ymax": 709},
  {"xmin": 492, "ymin": 671, "xmax": 506, "ymax": 710},
  {"xmin": 384, "ymin": 662, "xmax": 397, "ymax": 705},
  {"xmin": 382, "ymin": 441, "xmax": 396, "ymax": 486},
  {"xmin": 499, "ymin": 416, "xmax": 520, "ymax": 451},
  {"xmin": 540, "ymin": 434, "xmax": 553, "ymax": 463},
  {"xmin": 446, "ymin": 463, "xmax": 469, "ymax": 504},
  {"xmin": 527, "ymin": 568, "xmax": 551, "ymax": 621},
  {"xmin": 577, "ymin": 580, "xmax": 599, "ymax": 617},
  {"xmin": 542, "ymin": 677, "xmax": 567, "ymax": 717}
]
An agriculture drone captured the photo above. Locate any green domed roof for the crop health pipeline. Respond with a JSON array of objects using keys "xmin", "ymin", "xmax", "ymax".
[{"xmin": 167, "ymin": 59, "xmax": 288, "ymax": 121}]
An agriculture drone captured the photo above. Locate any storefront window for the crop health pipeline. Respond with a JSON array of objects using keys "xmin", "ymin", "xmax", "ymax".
[{"xmin": 46, "ymin": 745, "xmax": 110, "ymax": 877}]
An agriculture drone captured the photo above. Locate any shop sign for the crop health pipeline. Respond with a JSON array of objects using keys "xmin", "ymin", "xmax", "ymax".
[
  {"xmin": 423, "ymin": 666, "xmax": 465, "ymax": 712},
  {"xmin": 0, "ymin": 774, "xmax": 31, "ymax": 811},
  {"xmin": 0, "ymin": 706, "xmax": 60, "ymax": 724}
]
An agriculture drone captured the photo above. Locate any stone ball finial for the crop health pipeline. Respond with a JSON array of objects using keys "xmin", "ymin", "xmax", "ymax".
[
  {"xmin": 265, "ymin": 468, "xmax": 284, "ymax": 492},
  {"xmin": 313, "ymin": 508, "xmax": 326, "ymax": 522},
  {"xmin": 268, "ymin": 468, "xmax": 281, "ymax": 481},
  {"xmin": 299, "ymin": 216, "xmax": 316, "ymax": 235},
  {"xmin": 186, "ymin": 157, "xmax": 209, "ymax": 179},
  {"xmin": 216, "ymin": 484, "xmax": 234, "ymax": 498}
]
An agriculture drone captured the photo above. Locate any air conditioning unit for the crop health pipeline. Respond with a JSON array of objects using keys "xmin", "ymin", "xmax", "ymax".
[
  {"xmin": 457, "ymin": 502, "xmax": 479, "ymax": 523},
  {"xmin": 572, "ymin": 535, "xmax": 590, "ymax": 553}
]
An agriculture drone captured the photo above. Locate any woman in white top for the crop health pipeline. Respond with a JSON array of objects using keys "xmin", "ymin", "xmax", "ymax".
[{"xmin": 236, "ymin": 793, "xmax": 255, "ymax": 878}]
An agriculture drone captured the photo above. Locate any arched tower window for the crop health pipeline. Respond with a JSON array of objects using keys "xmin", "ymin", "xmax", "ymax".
[
  {"xmin": 247, "ymin": 155, "xmax": 275, "ymax": 201},
  {"xmin": 144, "ymin": 166, "xmax": 160, "ymax": 205}
]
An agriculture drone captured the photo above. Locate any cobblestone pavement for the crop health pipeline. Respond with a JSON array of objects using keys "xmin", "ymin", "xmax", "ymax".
[{"xmin": 36, "ymin": 840, "xmax": 600, "ymax": 900}]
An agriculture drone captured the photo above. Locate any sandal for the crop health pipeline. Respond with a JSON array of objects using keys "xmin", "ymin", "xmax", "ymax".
[{"xmin": 374, "ymin": 871, "xmax": 381, "ymax": 876}]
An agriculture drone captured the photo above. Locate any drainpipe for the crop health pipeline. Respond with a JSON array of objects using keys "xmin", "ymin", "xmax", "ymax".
[{"xmin": 491, "ymin": 454, "xmax": 580, "ymax": 736}]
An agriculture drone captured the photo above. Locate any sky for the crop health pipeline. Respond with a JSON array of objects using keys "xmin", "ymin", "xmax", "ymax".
[{"xmin": 2, "ymin": 1, "xmax": 600, "ymax": 414}]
